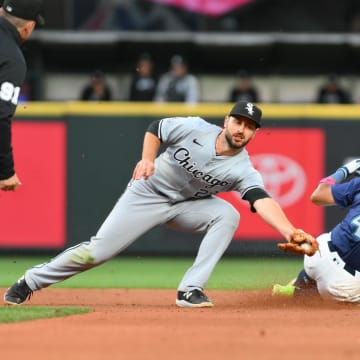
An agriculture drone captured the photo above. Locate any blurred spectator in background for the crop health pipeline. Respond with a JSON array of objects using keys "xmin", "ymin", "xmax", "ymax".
[
  {"xmin": 80, "ymin": 70, "xmax": 112, "ymax": 101},
  {"xmin": 316, "ymin": 73, "xmax": 352, "ymax": 104},
  {"xmin": 155, "ymin": 55, "xmax": 200, "ymax": 103},
  {"xmin": 229, "ymin": 70, "xmax": 259, "ymax": 103},
  {"xmin": 129, "ymin": 53, "xmax": 158, "ymax": 101}
]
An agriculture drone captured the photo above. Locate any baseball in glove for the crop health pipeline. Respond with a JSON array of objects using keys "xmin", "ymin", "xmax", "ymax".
[{"xmin": 277, "ymin": 229, "xmax": 319, "ymax": 256}]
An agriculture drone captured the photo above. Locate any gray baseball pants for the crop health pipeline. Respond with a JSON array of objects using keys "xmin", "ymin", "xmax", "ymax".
[{"xmin": 25, "ymin": 188, "xmax": 240, "ymax": 292}]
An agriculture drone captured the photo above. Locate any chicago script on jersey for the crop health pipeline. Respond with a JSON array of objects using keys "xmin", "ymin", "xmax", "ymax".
[{"xmin": 173, "ymin": 148, "xmax": 230, "ymax": 189}]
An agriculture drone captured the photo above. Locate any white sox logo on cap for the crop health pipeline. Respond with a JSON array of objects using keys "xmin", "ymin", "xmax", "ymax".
[{"xmin": 245, "ymin": 102, "xmax": 254, "ymax": 115}]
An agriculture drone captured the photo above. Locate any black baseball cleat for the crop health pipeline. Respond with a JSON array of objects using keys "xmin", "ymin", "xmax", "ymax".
[
  {"xmin": 176, "ymin": 289, "xmax": 213, "ymax": 308},
  {"xmin": 4, "ymin": 276, "xmax": 33, "ymax": 305}
]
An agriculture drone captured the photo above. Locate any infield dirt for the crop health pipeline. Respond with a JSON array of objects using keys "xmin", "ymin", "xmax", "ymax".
[{"xmin": 0, "ymin": 288, "xmax": 358, "ymax": 360}]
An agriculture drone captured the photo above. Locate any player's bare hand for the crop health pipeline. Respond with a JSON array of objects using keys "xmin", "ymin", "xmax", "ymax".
[
  {"xmin": 132, "ymin": 160, "xmax": 155, "ymax": 180},
  {"xmin": 0, "ymin": 174, "xmax": 21, "ymax": 192}
]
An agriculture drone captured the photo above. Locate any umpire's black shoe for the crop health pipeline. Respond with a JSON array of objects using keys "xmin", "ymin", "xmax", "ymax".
[
  {"xmin": 4, "ymin": 276, "xmax": 33, "ymax": 305},
  {"xmin": 176, "ymin": 289, "xmax": 213, "ymax": 308}
]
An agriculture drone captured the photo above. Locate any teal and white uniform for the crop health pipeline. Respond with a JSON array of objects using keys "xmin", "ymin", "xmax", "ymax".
[{"xmin": 305, "ymin": 177, "xmax": 360, "ymax": 303}]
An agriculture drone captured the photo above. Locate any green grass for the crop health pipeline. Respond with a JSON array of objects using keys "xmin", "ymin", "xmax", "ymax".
[
  {"xmin": 0, "ymin": 256, "xmax": 303, "ymax": 290},
  {"xmin": 0, "ymin": 256, "xmax": 302, "ymax": 323},
  {"xmin": 0, "ymin": 306, "xmax": 92, "ymax": 323}
]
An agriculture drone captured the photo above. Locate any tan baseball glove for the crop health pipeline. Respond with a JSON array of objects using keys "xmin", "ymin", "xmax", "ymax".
[{"xmin": 277, "ymin": 229, "xmax": 319, "ymax": 256}]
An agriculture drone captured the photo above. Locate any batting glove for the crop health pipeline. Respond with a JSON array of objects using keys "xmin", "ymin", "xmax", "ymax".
[{"xmin": 341, "ymin": 159, "xmax": 360, "ymax": 176}]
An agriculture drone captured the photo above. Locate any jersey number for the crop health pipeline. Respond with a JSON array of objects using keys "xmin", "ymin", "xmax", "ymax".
[{"xmin": 0, "ymin": 82, "xmax": 20, "ymax": 105}]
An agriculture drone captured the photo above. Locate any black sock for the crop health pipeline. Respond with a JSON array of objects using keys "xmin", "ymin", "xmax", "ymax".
[{"xmin": 294, "ymin": 269, "xmax": 317, "ymax": 289}]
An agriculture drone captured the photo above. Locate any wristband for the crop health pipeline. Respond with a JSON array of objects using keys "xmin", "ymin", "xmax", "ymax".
[
  {"xmin": 319, "ymin": 167, "xmax": 347, "ymax": 185},
  {"xmin": 319, "ymin": 177, "xmax": 336, "ymax": 185}
]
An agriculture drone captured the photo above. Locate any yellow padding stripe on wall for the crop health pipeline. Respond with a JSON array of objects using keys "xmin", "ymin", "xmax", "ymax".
[{"xmin": 15, "ymin": 102, "xmax": 360, "ymax": 119}]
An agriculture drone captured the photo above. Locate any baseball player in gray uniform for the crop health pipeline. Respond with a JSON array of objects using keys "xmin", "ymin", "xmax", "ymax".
[{"xmin": 4, "ymin": 101, "xmax": 313, "ymax": 308}]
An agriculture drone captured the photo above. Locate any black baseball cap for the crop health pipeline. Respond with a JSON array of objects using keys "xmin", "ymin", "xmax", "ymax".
[
  {"xmin": 229, "ymin": 101, "xmax": 262, "ymax": 128},
  {"xmin": 2, "ymin": 0, "xmax": 45, "ymax": 26}
]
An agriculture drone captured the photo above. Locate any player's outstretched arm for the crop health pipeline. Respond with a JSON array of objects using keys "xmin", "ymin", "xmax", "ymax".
[
  {"xmin": 320, "ymin": 158, "xmax": 360, "ymax": 185},
  {"xmin": 309, "ymin": 159, "xmax": 360, "ymax": 206},
  {"xmin": 132, "ymin": 132, "xmax": 161, "ymax": 180},
  {"xmin": 310, "ymin": 183, "xmax": 335, "ymax": 206},
  {"xmin": 253, "ymin": 197, "xmax": 295, "ymax": 241},
  {"xmin": 253, "ymin": 197, "xmax": 318, "ymax": 256}
]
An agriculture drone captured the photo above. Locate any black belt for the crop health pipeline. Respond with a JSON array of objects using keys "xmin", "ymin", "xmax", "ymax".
[{"xmin": 327, "ymin": 241, "xmax": 356, "ymax": 276}]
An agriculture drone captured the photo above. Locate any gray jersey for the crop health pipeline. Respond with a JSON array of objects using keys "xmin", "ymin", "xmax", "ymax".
[{"xmin": 129, "ymin": 116, "xmax": 265, "ymax": 203}]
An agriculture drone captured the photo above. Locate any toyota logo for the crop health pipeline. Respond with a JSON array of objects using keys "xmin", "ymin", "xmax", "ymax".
[{"xmin": 251, "ymin": 153, "xmax": 306, "ymax": 207}]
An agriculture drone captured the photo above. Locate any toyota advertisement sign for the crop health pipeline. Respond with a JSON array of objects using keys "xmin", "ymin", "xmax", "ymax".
[{"xmin": 0, "ymin": 121, "xmax": 67, "ymax": 248}]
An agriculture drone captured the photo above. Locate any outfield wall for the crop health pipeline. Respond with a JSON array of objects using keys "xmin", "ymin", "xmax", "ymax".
[{"xmin": 0, "ymin": 102, "xmax": 359, "ymax": 256}]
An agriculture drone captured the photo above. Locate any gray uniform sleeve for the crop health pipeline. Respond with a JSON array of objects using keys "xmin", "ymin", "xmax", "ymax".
[
  {"xmin": 158, "ymin": 116, "xmax": 204, "ymax": 144},
  {"xmin": 232, "ymin": 156, "xmax": 266, "ymax": 196}
]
